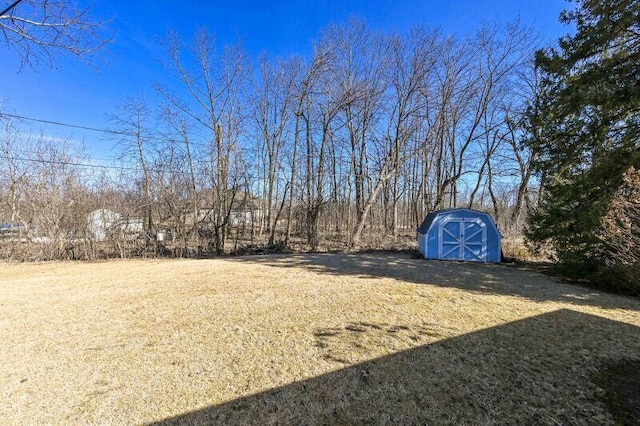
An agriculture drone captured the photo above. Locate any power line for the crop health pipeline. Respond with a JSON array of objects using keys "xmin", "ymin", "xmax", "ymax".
[
  {"xmin": 0, "ymin": 111, "xmax": 217, "ymax": 150},
  {"xmin": 2, "ymin": 110, "xmax": 499, "ymax": 167},
  {"xmin": 0, "ymin": 154, "xmax": 196, "ymax": 175},
  {"xmin": 0, "ymin": 110, "xmax": 353, "ymax": 160},
  {"xmin": 0, "ymin": 153, "xmax": 271, "ymax": 182},
  {"xmin": 0, "ymin": 112, "xmax": 134, "ymax": 137},
  {"xmin": 1, "ymin": 111, "xmax": 260, "ymax": 155},
  {"xmin": 0, "ymin": 152, "xmax": 386, "ymax": 181}
]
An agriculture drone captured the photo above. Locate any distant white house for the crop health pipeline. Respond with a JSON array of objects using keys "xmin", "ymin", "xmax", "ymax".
[
  {"xmin": 88, "ymin": 209, "xmax": 144, "ymax": 242},
  {"xmin": 181, "ymin": 198, "xmax": 267, "ymax": 229},
  {"xmin": 229, "ymin": 198, "xmax": 267, "ymax": 227},
  {"xmin": 88, "ymin": 209, "xmax": 120, "ymax": 241},
  {"xmin": 122, "ymin": 217, "xmax": 144, "ymax": 234}
]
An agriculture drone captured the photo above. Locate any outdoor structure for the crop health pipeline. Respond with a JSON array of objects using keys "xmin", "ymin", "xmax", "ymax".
[
  {"xmin": 88, "ymin": 209, "xmax": 120, "ymax": 242},
  {"xmin": 417, "ymin": 208, "xmax": 502, "ymax": 262},
  {"xmin": 182, "ymin": 197, "xmax": 267, "ymax": 229},
  {"xmin": 87, "ymin": 209, "xmax": 144, "ymax": 242}
]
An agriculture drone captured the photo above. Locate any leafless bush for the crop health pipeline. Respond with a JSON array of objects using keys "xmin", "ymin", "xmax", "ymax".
[{"xmin": 597, "ymin": 167, "xmax": 640, "ymax": 293}]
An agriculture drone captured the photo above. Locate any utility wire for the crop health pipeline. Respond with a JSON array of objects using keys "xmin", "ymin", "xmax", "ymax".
[
  {"xmin": 0, "ymin": 153, "xmax": 269, "ymax": 180},
  {"xmin": 0, "ymin": 110, "xmax": 360, "ymax": 160},
  {"xmin": 0, "ymin": 111, "xmax": 213, "ymax": 149},
  {"xmin": 1, "ymin": 111, "xmax": 134, "ymax": 137},
  {"xmin": 0, "ymin": 154, "xmax": 203, "ymax": 175},
  {"xmin": 1, "ymin": 111, "xmax": 265, "ymax": 156},
  {"xmin": 2, "ymin": 109, "xmax": 500, "ymax": 166},
  {"xmin": 0, "ymin": 152, "xmax": 385, "ymax": 181}
]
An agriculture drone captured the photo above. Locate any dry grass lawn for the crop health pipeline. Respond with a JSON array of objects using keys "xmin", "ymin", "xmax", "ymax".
[{"xmin": 1, "ymin": 253, "xmax": 640, "ymax": 425}]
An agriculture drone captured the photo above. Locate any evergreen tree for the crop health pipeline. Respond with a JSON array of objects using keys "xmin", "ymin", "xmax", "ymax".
[{"xmin": 526, "ymin": 0, "xmax": 640, "ymax": 278}]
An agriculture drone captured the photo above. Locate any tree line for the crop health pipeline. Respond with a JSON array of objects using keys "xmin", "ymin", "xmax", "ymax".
[
  {"xmin": 3, "ymin": 0, "xmax": 638, "ymax": 296},
  {"xmin": 0, "ymin": 19, "xmax": 541, "ymax": 260},
  {"xmin": 0, "ymin": 0, "xmax": 640, "ymax": 292}
]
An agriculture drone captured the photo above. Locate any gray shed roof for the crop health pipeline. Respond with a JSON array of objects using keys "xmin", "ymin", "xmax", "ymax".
[
  {"xmin": 417, "ymin": 208, "xmax": 501, "ymax": 236},
  {"xmin": 417, "ymin": 208, "xmax": 457, "ymax": 234}
]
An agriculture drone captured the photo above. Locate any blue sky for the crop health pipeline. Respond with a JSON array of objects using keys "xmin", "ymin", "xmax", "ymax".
[{"xmin": 0, "ymin": 0, "xmax": 572, "ymax": 160}]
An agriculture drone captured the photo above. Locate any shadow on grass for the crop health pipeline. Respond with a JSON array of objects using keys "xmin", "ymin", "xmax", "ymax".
[
  {"xmin": 150, "ymin": 309, "xmax": 640, "ymax": 425},
  {"xmin": 225, "ymin": 252, "xmax": 640, "ymax": 311}
]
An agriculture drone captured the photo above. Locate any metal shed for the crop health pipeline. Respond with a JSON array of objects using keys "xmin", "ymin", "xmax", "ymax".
[{"xmin": 417, "ymin": 208, "xmax": 502, "ymax": 262}]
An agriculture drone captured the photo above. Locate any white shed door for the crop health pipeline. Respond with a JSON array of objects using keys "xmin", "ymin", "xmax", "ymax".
[{"xmin": 438, "ymin": 218, "xmax": 486, "ymax": 261}]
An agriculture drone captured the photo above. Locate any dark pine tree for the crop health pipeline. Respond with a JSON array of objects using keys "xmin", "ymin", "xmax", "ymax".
[{"xmin": 525, "ymin": 0, "xmax": 640, "ymax": 279}]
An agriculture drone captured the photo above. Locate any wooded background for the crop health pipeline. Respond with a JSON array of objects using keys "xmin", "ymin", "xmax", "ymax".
[{"xmin": 1, "ymin": 20, "xmax": 541, "ymax": 260}]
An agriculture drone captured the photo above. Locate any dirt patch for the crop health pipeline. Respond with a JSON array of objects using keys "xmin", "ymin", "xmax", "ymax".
[{"xmin": 1, "ymin": 253, "xmax": 639, "ymax": 424}]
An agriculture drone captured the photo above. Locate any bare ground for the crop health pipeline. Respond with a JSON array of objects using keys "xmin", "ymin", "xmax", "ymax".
[{"xmin": 1, "ymin": 253, "xmax": 639, "ymax": 425}]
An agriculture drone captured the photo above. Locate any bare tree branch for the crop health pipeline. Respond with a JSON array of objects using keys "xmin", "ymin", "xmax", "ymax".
[{"xmin": 0, "ymin": 0, "xmax": 110, "ymax": 69}]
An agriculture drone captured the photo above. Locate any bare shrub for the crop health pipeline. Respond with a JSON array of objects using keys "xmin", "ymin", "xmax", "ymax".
[{"xmin": 597, "ymin": 167, "xmax": 640, "ymax": 294}]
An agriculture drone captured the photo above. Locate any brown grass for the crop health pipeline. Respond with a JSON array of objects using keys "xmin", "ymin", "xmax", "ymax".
[{"xmin": 1, "ymin": 253, "xmax": 639, "ymax": 425}]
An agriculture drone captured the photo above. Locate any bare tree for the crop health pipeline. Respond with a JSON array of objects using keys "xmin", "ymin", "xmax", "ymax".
[
  {"xmin": 22, "ymin": 134, "xmax": 85, "ymax": 259},
  {"xmin": 297, "ymin": 42, "xmax": 344, "ymax": 251},
  {"xmin": 250, "ymin": 54, "xmax": 298, "ymax": 245},
  {"xmin": 326, "ymin": 20, "xmax": 388, "ymax": 231},
  {"xmin": 348, "ymin": 27, "xmax": 437, "ymax": 247},
  {"xmin": 157, "ymin": 106, "xmax": 203, "ymax": 255},
  {"xmin": 109, "ymin": 94, "xmax": 157, "ymax": 252},
  {"xmin": 378, "ymin": 28, "xmax": 438, "ymax": 239},
  {"xmin": 0, "ymin": 114, "xmax": 96, "ymax": 260},
  {"xmin": 0, "ymin": 0, "xmax": 110, "ymax": 69},
  {"xmin": 159, "ymin": 29, "xmax": 247, "ymax": 254},
  {"xmin": 0, "ymin": 114, "xmax": 31, "ymax": 246},
  {"xmin": 284, "ymin": 55, "xmax": 322, "ymax": 246},
  {"xmin": 0, "ymin": 19, "xmax": 551, "ymax": 260},
  {"xmin": 466, "ymin": 23, "xmax": 537, "ymax": 220}
]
